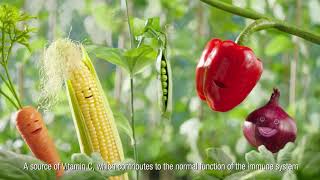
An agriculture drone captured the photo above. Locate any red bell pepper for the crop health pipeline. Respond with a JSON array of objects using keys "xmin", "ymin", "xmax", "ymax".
[{"xmin": 196, "ymin": 39, "xmax": 263, "ymax": 112}]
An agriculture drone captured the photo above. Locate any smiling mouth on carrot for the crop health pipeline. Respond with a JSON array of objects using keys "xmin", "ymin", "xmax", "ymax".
[{"xmin": 31, "ymin": 127, "xmax": 42, "ymax": 135}]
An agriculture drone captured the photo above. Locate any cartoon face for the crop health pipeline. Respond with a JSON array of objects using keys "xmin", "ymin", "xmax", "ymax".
[
  {"xmin": 83, "ymin": 87, "xmax": 94, "ymax": 99},
  {"xmin": 243, "ymin": 89, "xmax": 297, "ymax": 153},
  {"xmin": 255, "ymin": 116, "xmax": 279, "ymax": 138},
  {"xmin": 244, "ymin": 112, "xmax": 296, "ymax": 153},
  {"xmin": 16, "ymin": 107, "xmax": 44, "ymax": 136},
  {"xmin": 76, "ymin": 86, "xmax": 94, "ymax": 101}
]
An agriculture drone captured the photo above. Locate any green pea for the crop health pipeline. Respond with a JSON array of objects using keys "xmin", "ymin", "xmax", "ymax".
[
  {"xmin": 163, "ymin": 89, "xmax": 168, "ymax": 95},
  {"xmin": 162, "ymin": 82, "xmax": 168, "ymax": 88},
  {"xmin": 163, "ymin": 96, "xmax": 167, "ymax": 101},
  {"xmin": 161, "ymin": 60, "xmax": 166, "ymax": 67},
  {"xmin": 161, "ymin": 68, "xmax": 167, "ymax": 75},
  {"xmin": 162, "ymin": 75, "xmax": 168, "ymax": 81}
]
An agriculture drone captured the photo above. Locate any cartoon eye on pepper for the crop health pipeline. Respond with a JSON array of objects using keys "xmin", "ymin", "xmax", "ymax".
[
  {"xmin": 196, "ymin": 39, "xmax": 263, "ymax": 112},
  {"xmin": 243, "ymin": 88, "xmax": 297, "ymax": 153}
]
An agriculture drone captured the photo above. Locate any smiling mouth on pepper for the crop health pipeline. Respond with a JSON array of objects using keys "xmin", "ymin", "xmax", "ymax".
[
  {"xmin": 258, "ymin": 127, "xmax": 277, "ymax": 137},
  {"xmin": 214, "ymin": 80, "xmax": 227, "ymax": 88}
]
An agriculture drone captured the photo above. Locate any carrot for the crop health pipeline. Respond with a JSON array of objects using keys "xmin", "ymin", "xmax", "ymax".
[{"xmin": 16, "ymin": 106, "xmax": 64, "ymax": 177}]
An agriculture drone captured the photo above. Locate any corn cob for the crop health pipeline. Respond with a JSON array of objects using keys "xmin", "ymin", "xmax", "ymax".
[{"xmin": 43, "ymin": 39, "xmax": 127, "ymax": 180}]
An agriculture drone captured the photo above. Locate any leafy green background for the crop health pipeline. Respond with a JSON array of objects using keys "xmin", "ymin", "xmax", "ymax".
[{"xmin": 0, "ymin": 0, "xmax": 319, "ymax": 179}]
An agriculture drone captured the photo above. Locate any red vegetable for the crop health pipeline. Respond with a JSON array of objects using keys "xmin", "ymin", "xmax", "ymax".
[
  {"xmin": 243, "ymin": 88, "xmax": 297, "ymax": 153},
  {"xmin": 196, "ymin": 39, "xmax": 263, "ymax": 112}
]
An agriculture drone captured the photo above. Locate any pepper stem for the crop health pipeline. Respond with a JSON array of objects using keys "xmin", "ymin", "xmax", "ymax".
[
  {"xmin": 235, "ymin": 19, "xmax": 276, "ymax": 45},
  {"xmin": 201, "ymin": 0, "xmax": 320, "ymax": 45},
  {"xmin": 269, "ymin": 88, "xmax": 280, "ymax": 105}
]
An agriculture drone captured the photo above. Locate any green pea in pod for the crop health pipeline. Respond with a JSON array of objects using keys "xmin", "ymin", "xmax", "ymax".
[{"xmin": 156, "ymin": 48, "xmax": 172, "ymax": 119}]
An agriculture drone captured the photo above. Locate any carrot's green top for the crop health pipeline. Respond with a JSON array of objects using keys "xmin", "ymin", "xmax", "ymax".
[
  {"xmin": 0, "ymin": 4, "xmax": 35, "ymax": 62},
  {"xmin": 0, "ymin": 4, "xmax": 35, "ymax": 110}
]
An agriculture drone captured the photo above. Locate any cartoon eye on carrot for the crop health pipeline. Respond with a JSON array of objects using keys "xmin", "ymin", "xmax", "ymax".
[{"xmin": 0, "ymin": 5, "xmax": 63, "ymax": 177}]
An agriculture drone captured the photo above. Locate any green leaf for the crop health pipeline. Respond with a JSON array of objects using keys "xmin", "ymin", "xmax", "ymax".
[
  {"xmin": 265, "ymin": 35, "xmax": 293, "ymax": 56},
  {"xmin": 225, "ymin": 169, "xmax": 283, "ymax": 180},
  {"xmin": 240, "ymin": 170, "xmax": 282, "ymax": 180},
  {"xmin": 301, "ymin": 152, "xmax": 320, "ymax": 178},
  {"xmin": 124, "ymin": 45, "xmax": 157, "ymax": 74},
  {"xmin": 0, "ymin": 150, "xmax": 56, "ymax": 180},
  {"xmin": 193, "ymin": 173, "xmax": 221, "ymax": 180},
  {"xmin": 71, "ymin": 153, "xmax": 92, "ymax": 165},
  {"xmin": 245, "ymin": 145, "xmax": 275, "ymax": 164},
  {"xmin": 61, "ymin": 171, "xmax": 105, "ymax": 180},
  {"xmin": 68, "ymin": 152, "xmax": 130, "ymax": 178},
  {"xmin": 224, "ymin": 170, "xmax": 252, "ymax": 180},
  {"xmin": 206, "ymin": 148, "xmax": 234, "ymax": 165},
  {"xmin": 292, "ymin": 132, "xmax": 320, "ymax": 167},
  {"xmin": 90, "ymin": 152, "xmax": 106, "ymax": 166},
  {"xmin": 130, "ymin": 17, "xmax": 161, "ymax": 37},
  {"xmin": 87, "ymin": 45, "xmax": 129, "ymax": 72},
  {"xmin": 204, "ymin": 148, "xmax": 234, "ymax": 178},
  {"xmin": 0, "ymin": 4, "xmax": 35, "ymax": 60},
  {"xmin": 100, "ymin": 159, "xmax": 134, "ymax": 177},
  {"xmin": 114, "ymin": 112, "xmax": 133, "ymax": 144},
  {"xmin": 149, "ymin": 17, "xmax": 161, "ymax": 32},
  {"xmin": 282, "ymin": 170, "xmax": 297, "ymax": 180},
  {"xmin": 277, "ymin": 142, "xmax": 295, "ymax": 164},
  {"xmin": 130, "ymin": 17, "xmax": 146, "ymax": 36},
  {"xmin": 88, "ymin": 44, "xmax": 157, "ymax": 75},
  {"xmin": 66, "ymin": 81, "xmax": 94, "ymax": 155},
  {"xmin": 89, "ymin": 153, "xmax": 130, "ymax": 177}
]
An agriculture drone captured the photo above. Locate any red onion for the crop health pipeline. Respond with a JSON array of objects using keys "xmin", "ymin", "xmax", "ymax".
[{"xmin": 243, "ymin": 88, "xmax": 297, "ymax": 153}]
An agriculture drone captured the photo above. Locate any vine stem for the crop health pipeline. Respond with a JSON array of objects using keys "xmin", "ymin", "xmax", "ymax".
[
  {"xmin": 201, "ymin": 0, "xmax": 266, "ymax": 19},
  {"xmin": 125, "ymin": 0, "xmax": 135, "ymax": 48},
  {"xmin": 235, "ymin": 19, "xmax": 276, "ymax": 45},
  {"xmin": 124, "ymin": 0, "xmax": 139, "ymax": 179},
  {"xmin": 130, "ymin": 76, "xmax": 138, "ymax": 180},
  {"xmin": 200, "ymin": 0, "xmax": 320, "ymax": 45}
]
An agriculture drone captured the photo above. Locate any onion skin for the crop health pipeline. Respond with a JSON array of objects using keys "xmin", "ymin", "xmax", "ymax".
[{"xmin": 243, "ymin": 88, "xmax": 297, "ymax": 153}]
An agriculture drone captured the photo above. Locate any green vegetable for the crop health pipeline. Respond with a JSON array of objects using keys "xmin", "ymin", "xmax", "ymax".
[
  {"xmin": 162, "ymin": 74, "xmax": 168, "ymax": 81},
  {"xmin": 156, "ymin": 48, "xmax": 172, "ymax": 119},
  {"xmin": 161, "ymin": 60, "xmax": 166, "ymax": 67},
  {"xmin": 161, "ymin": 68, "xmax": 167, "ymax": 75}
]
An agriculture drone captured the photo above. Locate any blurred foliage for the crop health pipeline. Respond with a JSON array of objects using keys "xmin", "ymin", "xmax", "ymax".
[{"xmin": 0, "ymin": 0, "xmax": 319, "ymax": 179}]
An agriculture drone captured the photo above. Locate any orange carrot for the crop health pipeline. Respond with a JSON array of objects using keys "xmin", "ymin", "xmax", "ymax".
[{"xmin": 16, "ymin": 106, "xmax": 64, "ymax": 177}]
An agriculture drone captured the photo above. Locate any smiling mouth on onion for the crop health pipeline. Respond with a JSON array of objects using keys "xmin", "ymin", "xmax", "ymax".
[{"xmin": 257, "ymin": 127, "xmax": 278, "ymax": 137}]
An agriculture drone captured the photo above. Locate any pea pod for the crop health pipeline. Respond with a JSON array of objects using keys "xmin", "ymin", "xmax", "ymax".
[{"xmin": 156, "ymin": 48, "xmax": 172, "ymax": 119}]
